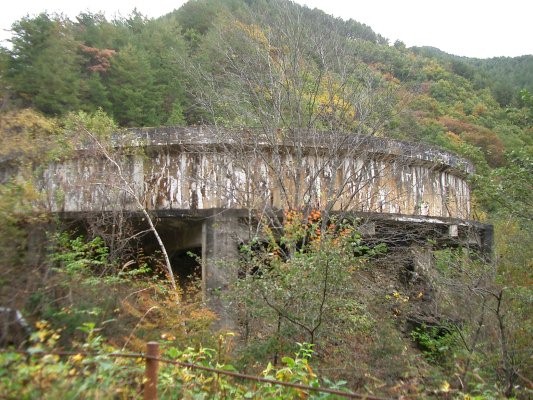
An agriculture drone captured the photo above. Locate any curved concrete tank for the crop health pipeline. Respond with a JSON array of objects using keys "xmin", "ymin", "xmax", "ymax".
[{"xmin": 41, "ymin": 126, "xmax": 473, "ymax": 220}]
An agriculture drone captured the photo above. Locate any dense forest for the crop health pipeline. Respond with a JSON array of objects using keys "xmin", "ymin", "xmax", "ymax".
[
  {"xmin": 411, "ymin": 46, "xmax": 533, "ymax": 108},
  {"xmin": 0, "ymin": 0, "xmax": 531, "ymax": 398}
]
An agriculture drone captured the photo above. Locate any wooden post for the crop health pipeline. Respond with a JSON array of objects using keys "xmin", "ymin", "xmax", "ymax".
[{"xmin": 144, "ymin": 341, "xmax": 159, "ymax": 400}]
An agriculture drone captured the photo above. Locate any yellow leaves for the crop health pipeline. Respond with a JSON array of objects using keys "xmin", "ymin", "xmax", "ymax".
[
  {"xmin": 63, "ymin": 109, "xmax": 117, "ymax": 142},
  {"xmin": 275, "ymin": 368, "xmax": 293, "ymax": 382},
  {"xmin": 446, "ymin": 130, "xmax": 463, "ymax": 146},
  {"xmin": 181, "ymin": 370, "xmax": 195, "ymax": 383},
  {"xmin": 0, "ymin": 109, "xmax": 64, "ymax": 217},
  {"xmin": 306, "ymin": 73, "xmax": 361, "ymax": 130},
  {"xmin": 37, "ymin": 330, "xmax": 49, "ymax": 343},
  {"xmin": 382, "ymin": 72, "xmax": 400, "ymax": 84},
  {"xmin": 439, "ymin": 380, "xmax": 450, "ymax": 393},
  {"xmin": 304, "ymin": 362, "xmax": 315, "ymax": 379},
  {"xmin": 422, "ymin": 60, "xmax": 448, "ymax": 80},
  {"xmin": 234, "ymin": 20, "xmax": 269, "ymax": 48},
  {"xmin": 387, "ymin": 290, "xmax": 409, "ymax": 303},
  {"xmin": 0, "ymin": 108, "xmax": 59, "ymax": 160},
  {"xmin": 472, "ymin": 102, "xmax": 487, "ymax": 116},
  {"xmin": 347, "ymin": 264, "xmax": 360, "ymax": 273},
  {"xmin": 71, "ymin": 353, "xmax": 84, "ymax": 363},
  {"xmin": 262, "ymin": 361, "xmax": 274, "ymax": 377},
  {"xmin": 0, "ymin": 108, "xmax": 58, "ymax": 136},
  {"xmin": 189, "ymin": 308, "xmax": 216, "ymax": 323},
  {"xmin": 35, "ymin": 320, "xmax": 50, "ymax": 330},
  {"xmin": 30, "ymin": 320, "xmax": 62, "ymax": 350},
  {"xmin": 160, "ymin": 332, "xmax": 176, "ymax": 341},
  {"xmin": 42, "ymin": 354, "xmax": 59, "ymax": 364}
]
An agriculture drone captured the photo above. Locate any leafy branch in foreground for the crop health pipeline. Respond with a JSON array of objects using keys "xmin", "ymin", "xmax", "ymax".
[{"xmin": 0, "ymin": 322, "xmax": 350, "ymax": 399}]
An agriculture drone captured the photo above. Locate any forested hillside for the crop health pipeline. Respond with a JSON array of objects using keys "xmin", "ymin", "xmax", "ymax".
[
  {"xmin": 0, "ymin": 0, "xmax": 531, "ymax": 398},
  {"xmin": 412, "ymin": 46, "xmax": 533, "ymax": 107}
]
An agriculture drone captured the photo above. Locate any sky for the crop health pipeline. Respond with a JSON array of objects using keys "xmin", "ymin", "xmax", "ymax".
[{"xmin": 1, "ymin": 0, "xmax": 532, "ymax": 59}]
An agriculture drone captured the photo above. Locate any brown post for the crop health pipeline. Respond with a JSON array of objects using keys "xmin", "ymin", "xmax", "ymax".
[{"xmin": 144, "ymin": 341, "xmax": 159, "ymax": 400}]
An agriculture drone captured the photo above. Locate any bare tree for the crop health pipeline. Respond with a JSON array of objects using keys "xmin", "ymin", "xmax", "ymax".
[
  {"xmin": 41, "ymin": 114, "xmax": 179, "ymax": 292},
  {"xmin": 80, "ymin": 127, "xmax": 178, "ymax": 291},
  {"xmin": 185, "ymin": 1, "xmax": 412, "ymax": 228}
]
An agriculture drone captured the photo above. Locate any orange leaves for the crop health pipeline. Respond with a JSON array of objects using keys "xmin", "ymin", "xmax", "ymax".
[
  {"xmin": 80, "ymin": 44, "xmax": 116, "ymax": 73},
  {"xmin": 283, "ymin": 209, "xmax": 356, "ymax": 248},
  {"xmin": 307, "ymin": 209, "xmax": 321, "ymax": 224},
  {"xmin": 438, "ymin": 116, "xmax": 505, "ymax": 166},
  {"xmin": 284, "ymin": 208, "xmax": 321, "ymax": 225}
]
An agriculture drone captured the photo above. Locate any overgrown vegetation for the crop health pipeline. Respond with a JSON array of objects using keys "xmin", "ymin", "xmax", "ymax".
[
  {"xmin": 229, "ymin": 211, "xmax": 385, "ymax": 365},
  {"xmin": 1, "ymin": 322, "xmax": 348, "ymax": 399},
  {"xmin": 0, "ymin": 0, "xmax": 532, "ymax": 398}
]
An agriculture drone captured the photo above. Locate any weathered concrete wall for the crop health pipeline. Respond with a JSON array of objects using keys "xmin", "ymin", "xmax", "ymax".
[{"xmin": 40, "ymin": 127, "xmax": 472, "ymax": 219}]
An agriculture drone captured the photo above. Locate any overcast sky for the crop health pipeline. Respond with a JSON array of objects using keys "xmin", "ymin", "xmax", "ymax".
[{"xmin": 1, "ymin": 0, "xmax": 532, "ymax": 58}]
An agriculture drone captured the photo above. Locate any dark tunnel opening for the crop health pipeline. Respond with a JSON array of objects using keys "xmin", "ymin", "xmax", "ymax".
[{"xmin": 170, "ymin": 247, "xmax": 202, "ymax": 295}]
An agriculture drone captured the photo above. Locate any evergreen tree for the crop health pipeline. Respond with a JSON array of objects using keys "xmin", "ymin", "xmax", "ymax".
[
  {"xmin": 105, "ymin": 44, "xmax": 159, "ymax": 126},
  {"xmin": 7, "ymin": 14, "xmax": 82, "ymax": 115}
]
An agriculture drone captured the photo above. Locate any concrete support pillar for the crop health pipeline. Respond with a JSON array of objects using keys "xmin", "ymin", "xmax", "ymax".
[
  {"xmin": 201, "ymin": 210, "xmax": 246, "ymax": 329},
  {"xmin": 411, "ymin": 245, "xmax": 434, "ymax": 277},
  {"xmin": 409, "ymin": 245, "xmax": 436, "ymax": 303},
  {"xmin": 25, "ymin": 223, "xmax": 51, "ymax": 268},
  {"xmin": 480, "ymin": 224, "xmax": 494, "ymax": 261}
]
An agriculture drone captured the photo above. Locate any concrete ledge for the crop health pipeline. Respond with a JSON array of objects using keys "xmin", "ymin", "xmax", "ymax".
[{"xmin": 115, "ymin": 126, "xmax": 474, "ymax": 176}]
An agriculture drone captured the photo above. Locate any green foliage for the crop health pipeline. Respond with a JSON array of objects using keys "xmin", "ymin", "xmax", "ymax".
[
  {"xmin": 49, "ymin": 233, "xmax": 110, "ymax": 277},
  {"xmin": 0, "ymin": 324, "xmax": 347, "ymax": 399},
  {"xmin": 166, "ymin": 101, "xmax": 187, "ymax": 126},
  {"xmin": 517, "ymin": 88, "xmax": 533, "ymax": 126},
  {"xmin": 2, "ymin": 10, "xmax": 189, "ymax": 125},
  {"xmin": 79, "ymin": 74, "xmax": 112, "ymax": 114},
  {"xmin": 18, "ymin": 225, "xmax": 217, "ymax": 353},
  {"xmin": 410, "ymin": 324, "xmax": 458, "ymax": 365},
  {"xmin": 105, "ymin": 44, "xmax": 158, "ymax": 126},
  {"xmin": 0, "ymin": 108, "xmax": 61, "ymax": 162},
  {"xmin": 0, "ymin": 0, "xmax": 530, "ymax": 167},
  {"xmin": 412, "ymin": 47, "xmax": 533, "ymax": 105},
  {"xmin": 184, "ymin": 0, "xmax": 400, "ymax": 132},
  {"xmin": 161, "ymin": 341, "xmax": 348, "ymax": 399},
  {"xmin": 62, "ymin": 108, "xmax": 117, "ymax": 143},
  {"xmin": 0, "ymin": 1, "xmax": 532, "ymax": 397},
  {"xmin": 481, "ymin": 149, "xmax": 533, "ymax": 220},
  {"xmin": 0, "ymin": 320, "xmax": 143, "ymax": 399},
  {"xmin": 428, "ymin": 242, "xmax": 532, "ymax": 398},
  {"xmin": 47, "ymin": 231, "xmax": 160, "ymax": 287},
  {"xmin": 473, "ymin": 56, "xmax": 533, "ymax": 103},
  {"xmin": 0, "ymin": 183, "xmax": 32, "ymax": 268},
  {"xmin": 175, "ymin": 0, "xmax": 230, "ymax": 36},
  {"xmin": 229, "ymin": 212, "xmax": 384, "ymax": 364}
]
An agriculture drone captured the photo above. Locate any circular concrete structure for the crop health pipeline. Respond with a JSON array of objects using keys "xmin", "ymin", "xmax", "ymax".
[{"xmin": 42, "ymin": 126, "xmax": 473, "ymax": 220}]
